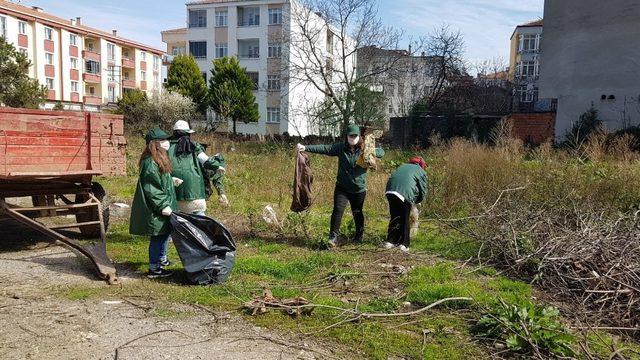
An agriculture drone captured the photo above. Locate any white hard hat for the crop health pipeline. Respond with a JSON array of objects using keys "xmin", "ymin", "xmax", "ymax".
[{"xmin": 173, "ymin": 120, "xmax": 195, "ymax": 134}]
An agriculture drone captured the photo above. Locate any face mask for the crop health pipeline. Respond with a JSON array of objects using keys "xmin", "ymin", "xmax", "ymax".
[
  {"xmin": 347, "ymin": 136, "xmax": 360, "ymax": 146},
  {"xmin": 159, "ymin": 140, "xmax": 170, "ymax": 151}
]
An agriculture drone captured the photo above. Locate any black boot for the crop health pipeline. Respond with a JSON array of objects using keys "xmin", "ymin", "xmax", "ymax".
[{"xmin": 353, "ymin": 230, "xmax": 364, "ymax": 243}]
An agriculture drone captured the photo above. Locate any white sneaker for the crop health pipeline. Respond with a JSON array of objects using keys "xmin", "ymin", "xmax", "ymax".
[
  {"xmin": 382, "ymin": 242, "xmax": 395, "ymax": 249},
  {"xmin": 398, "ymin": 245, "xmax": 410, "ymax": 253}
]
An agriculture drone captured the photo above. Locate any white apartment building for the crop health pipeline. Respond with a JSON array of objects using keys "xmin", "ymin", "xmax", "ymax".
[
  {"xmin": 162, "ymin": 0, "xmax": 351, "ymax": 137},
  {"xmin": 0, "ymin": 1, "xmax": 164, "ymax": 111}
]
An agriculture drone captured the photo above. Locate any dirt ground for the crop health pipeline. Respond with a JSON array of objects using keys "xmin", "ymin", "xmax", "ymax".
[{"xmin": 0, "ymin": 222, "xmax": 338, "ymax": 360}]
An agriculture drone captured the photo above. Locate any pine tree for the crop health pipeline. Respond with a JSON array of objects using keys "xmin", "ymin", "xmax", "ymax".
[
  {"xmin": 208, "ymin": 57, "xmax": 259, "ymax": 135},
  {"xmin": 165, "ymin": 55, "xmax": 208, "ymax": 114},
  {"xmin": 0, "ymin": 38, "xmax": 46, "ymax": 109}
]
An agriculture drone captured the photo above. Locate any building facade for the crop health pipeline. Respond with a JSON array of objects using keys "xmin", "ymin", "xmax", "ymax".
[
  {"xmin": 539, "ymin": 0, "xmax": 640, "ymax": 140},
  {"xmin": 508, "ymin": 20, "xmax": 543, "ymax": 112},
  {"xmin": 162, "ymin": 0, "xmax": 349, "ymax": 137},
  {"xmin": 356, "ymin": 47, "xmax": 439, "ymax": 123},
  {"xmin": 0, "ymin": 1, "xmax": 164, "ymax": 111}
]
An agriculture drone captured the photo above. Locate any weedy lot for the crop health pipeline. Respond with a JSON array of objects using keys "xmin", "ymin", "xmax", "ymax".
[{"xmin": 60, "ymin": 134, "xmax": 640, "ymax": 359}]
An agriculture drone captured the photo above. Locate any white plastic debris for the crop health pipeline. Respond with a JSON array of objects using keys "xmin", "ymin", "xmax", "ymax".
[
  {"xmin": 262, "ymin": 205, "xmax": 280, "ymax": 226},
  {"xmin": 112, "ymin": 203, "xmax": 130, "ymax": 209}
]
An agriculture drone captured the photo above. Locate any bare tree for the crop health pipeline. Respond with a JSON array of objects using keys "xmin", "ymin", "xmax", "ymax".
[
  {"xmin": 287, "ymin": 0, "xmax": 406, "ymax": 134},
  {"xmin": 424, "ymin": 25, "xmax": 466, "ymax": 109}
]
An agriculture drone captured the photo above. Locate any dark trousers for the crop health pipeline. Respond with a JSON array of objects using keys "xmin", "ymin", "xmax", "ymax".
[
  {"xmin": 386, "ymin": 194, "xmax": 412, "ymax": 247},
  {"xmin": 330, "ymin": 187, "xmax": 366, "ymax": 238}
]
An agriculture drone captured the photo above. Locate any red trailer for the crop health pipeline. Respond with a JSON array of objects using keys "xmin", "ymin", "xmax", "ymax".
[{"xmin": 0, "ymin": 108, "xmax": 127, "ymax": 284}]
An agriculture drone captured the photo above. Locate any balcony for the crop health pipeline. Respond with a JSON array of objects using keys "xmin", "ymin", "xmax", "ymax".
[
  {"xmin": 238, "ymin": 7, "xmax": 260, "ymax": 27},
  {"xmin": 122, "ymin": 57, "xmax": 135, "ymax": 69},
  {"xmin": 122, "ymin": 79, "xmax": 136, "ymax": 88},
  {"xmin": 84, "ymin": 95, "xmax": 102, "ymax": 106},
  {"xmin": 238, "ymin": 39, "xmax": 260, "ymax": 59},
  {"xmin": 82, "ymin": 49, "xmax": 101, "ymax": 62},
  {"xmin": 83, "ymin": 73, "xmax": 101, "ymax": 83}
]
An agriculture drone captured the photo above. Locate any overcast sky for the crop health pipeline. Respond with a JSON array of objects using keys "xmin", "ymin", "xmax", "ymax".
[{"xmin": 23, "ymin": 0, "xmax": 544, "ymax": 62}]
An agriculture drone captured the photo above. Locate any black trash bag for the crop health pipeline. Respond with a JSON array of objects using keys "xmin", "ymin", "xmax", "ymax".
[{"xmin": 170, "ymin": 212, "xmax": 236, "ymax": 285}]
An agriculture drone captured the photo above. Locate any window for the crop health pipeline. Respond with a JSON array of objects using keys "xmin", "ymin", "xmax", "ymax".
[
  {"xmin": 189, "ymin": 9, "xmax": 207, "ymax": 28},
  {"xmin": 172, "ymin": 46, "xmax": 185, "ymax": 56},
  {"xmin": 388, "ymin": 104, "xmax": 393, "ymax": 113},
  {"xmin": 384, "ymin": 83, "xmax": 395, "ymax": 97},
  {"xmin": 141, "ymin": 51, "xmax": 147, "ymax": 61},
  {"xmin": 46, "ymin": 78, "xmax": 54, "ymax": 90},
  {"xmin": 18, "ymin": 21, "xmax": 27, "ymax": 35},
  {"xmin": 107, "ymin": 43, "xmax": 115, "ymax": 61},
  {"xmin": 85, "ymin": 60, "xmax": 100, "ymax": 74},
  {"xmin": 516, "ymin": 85, "xmax": 538, "ymax": 103},
  {"xmin": 238, "ymin": 7, "xmax": 260, "ymax": 27},
  {"xmin": 45, "ymin": 53, "xmax": 54, "ymax": 65},
  {"xmin": 268, "ymin": 8, "xmax": 283, "ymax": 25},
  {"xmin": 154, "ymin": 74, "xmax": 159, "ymax": 88},
  {"xmin": 267, "ymin": 107, "xmax": 280, "ymax": 123},
  {"xmin": 70, "ymin": 81, "xmax": 78, "ymax": 92},
  {"xmin": 215, "ymin": 9, "xmax": 228, "ymax": 27},
  {"xmin": 268, "ymin": 43, "xmax": 281, "ymax": 58},
  {"xmin": 0, "ymin": 17, "xmax": 6, "ymax": 38},
  {"xmin": 215, "ymin": 43, "xmax": 228, "ymax": 58},
  {"xmin": 107, "ymin": 65, "xmax": 116, "ymax": 82},
  {"xmin": 69, "ymin": 34, "xmax": 77, "ymax": 46},
  {"xmin": 108, "ymin": 86, "xmax": 116, "ymax": 102},
  {"xmin": 89, "ymin": 86, "xmax": 95, "ymax": 95},
  {"xmin": 70, "ymin": 57, "xmax": 78, "ymax": 69},
  {"xmin": 267, "ymin": 75, "xmax": 280, "ymax": 91},
  {"xmin": 247, "ymin": 72, "xmax": 259, "ymax": 90},
  {"xmin": 19, "ymin": 48, "xmax": 27, "ymax": 55},
  {"xmin": 189, "ymin": 41, "xmax": 207, "ymax": 58},
  {"xmin": 239, "ymin": 40, "xmax": 259, "ymax": 58},
  {"xmin": 201, "ymin": 72, "xmax": 207, "ymax": 82},
  {"xmin": 518, "ymin": 34, "xmax": 541, "ymax": 53},
  {"xmin": 153, "ymin": 56, "xmax": 160, "ymax": 70},
  {"xmin": 44, "ymin": 27, "xmax": 53, "ymax": 41},
  {"xmin": 517, "ymin": 60, "xmax": 539, "ymax": 78},
  {"xmin": 123, "ymin": 71, "xmax": 130, "ymax": 80},
  {"xmin": 141, "ymin": 70, "xmax": 146, "ymax": 81}
]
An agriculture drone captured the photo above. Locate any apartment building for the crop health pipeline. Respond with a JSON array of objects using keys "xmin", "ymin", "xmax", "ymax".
[
  {"xmin": 162, "ymin": 0, "xmax": 350, "ymax": 136},
  {"xmin": 508, "ymin": 20, "xmax": 543, "ymax": 111},
  {"xmin": 0, "ymin": 1, "xmax": 164, "ymax": 111},
  {"xmin": 357, "ymin": 46, "xmax": 440, "ymax": 123},
  {"xmin": 539, "ymin": 0, "xmax": 640, "ymax": 140}
]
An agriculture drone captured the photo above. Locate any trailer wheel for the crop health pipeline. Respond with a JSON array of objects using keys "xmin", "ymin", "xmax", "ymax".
[{"xmin": 76, "ymin": 182, "xmax": 110, "ymax": 238}]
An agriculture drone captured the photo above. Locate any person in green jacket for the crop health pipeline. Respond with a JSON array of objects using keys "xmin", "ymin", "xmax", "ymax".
[
  {"xmin": 129, "ymin": 128, "xmax": 178, "ymax": 278},
  {"xmin": 384, "ymin": 156, "xmax": 428, "ymax": 252},
  {"xmin": 297, "ymin": 124, "xmax": 385, "ymax": 247},
  {"xmin": 169, "ymin": 120, "xmax": 227, "ymax": 216}
]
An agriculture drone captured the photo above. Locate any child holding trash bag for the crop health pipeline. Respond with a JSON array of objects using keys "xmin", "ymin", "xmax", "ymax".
[
  {"xmin": 383, "ymin": 156, "xmax": 428, "ymax": 253},
  {"xmin": 129, "ymin": 128, "xmax": 179, "ymax": 278},
  {"xmin": 168, "ymin": 120, "xmax": 227, "ymax": 216},
  {"xmin": 297, "ymin": 124, "xmax": 384, "ymax": 247}
]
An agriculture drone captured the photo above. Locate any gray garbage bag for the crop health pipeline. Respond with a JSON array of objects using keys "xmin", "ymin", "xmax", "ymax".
[{"xmin": 170, "ymin": 212, "xmax": 236, "ymax": 285}]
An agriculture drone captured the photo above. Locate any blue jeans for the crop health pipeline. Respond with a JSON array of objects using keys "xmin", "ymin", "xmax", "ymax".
[{"xmin": 149, "ymin": 233, "xmax": 171, "ymax": 271}]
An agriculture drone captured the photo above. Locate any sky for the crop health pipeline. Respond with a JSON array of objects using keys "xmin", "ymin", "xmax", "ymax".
[{"xmin": 22, "ymin": 0, "xmax": 544, "ymax": 63}]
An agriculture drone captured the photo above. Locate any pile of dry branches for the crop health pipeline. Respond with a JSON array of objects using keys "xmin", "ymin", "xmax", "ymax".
[{"xmin": 444, "ymin": 188, "xmax": 640, "ymax": 330}]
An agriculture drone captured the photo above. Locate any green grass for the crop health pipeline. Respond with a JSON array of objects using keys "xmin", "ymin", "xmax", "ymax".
[{"xmin": 53, "ymin": 137, "xmax": 640, "ymax": 359}]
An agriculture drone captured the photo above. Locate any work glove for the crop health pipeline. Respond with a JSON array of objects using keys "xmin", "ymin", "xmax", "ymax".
[
  {"xmin": 161, "ymin": 206, "xmax": 173, "ymax": 217},
  {"xmin": 172, "ymin": 177, "xmax": 184, "ymax": 187},
  {"xmin": 216, "ymin": 166, "xmax": 226, "ymax": 175},
  {"xmin": 219, "ymin": 194, "xmax": 229, "ymax": 207},
  {"xmin": 296, "ymin": 143, "xmax": 306, "ymax": 152}
]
